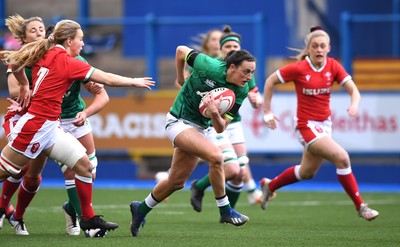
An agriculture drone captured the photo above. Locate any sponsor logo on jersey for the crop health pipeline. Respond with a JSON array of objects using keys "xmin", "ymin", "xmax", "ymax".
[
  {"xmin": 302, "ymin": 87, "xmax": 331, "ymax": 95},
  {"xmin": 205, "ymin": 79, "xmax": 216, "ymax": 87}
]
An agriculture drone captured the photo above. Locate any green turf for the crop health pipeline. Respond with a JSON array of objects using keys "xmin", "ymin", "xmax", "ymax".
[{"xmin": 1, "ymin": 188, "xmax": 399, "ymax": 247}]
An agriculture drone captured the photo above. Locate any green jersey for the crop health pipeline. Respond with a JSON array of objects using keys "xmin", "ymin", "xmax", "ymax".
[
  {"xmin": 60, "ymin": 55, "xmax": 90, "ymax": 119},
  {"xmin": 231, "ymin": 75, "xmax": 257, "ymax": 123},
  {"xmin": 170, "ymin": 52, "xmax": 249, "ymax": 129}
]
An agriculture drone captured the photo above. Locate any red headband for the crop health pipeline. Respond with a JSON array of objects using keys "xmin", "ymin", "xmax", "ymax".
[{"xmin": 310, "ymin": 26, "xmax": 323, "ymax": 32}]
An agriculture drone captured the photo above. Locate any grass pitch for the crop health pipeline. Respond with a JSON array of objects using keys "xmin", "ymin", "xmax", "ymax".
[{"xmin": 0, "ymin": 188, "xmax": 399, "ymax": 247}]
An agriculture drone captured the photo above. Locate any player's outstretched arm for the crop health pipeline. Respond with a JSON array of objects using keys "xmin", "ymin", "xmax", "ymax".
[{"xmin": 90, "ymin": 69, "xmax": 155, "ymax": 90}]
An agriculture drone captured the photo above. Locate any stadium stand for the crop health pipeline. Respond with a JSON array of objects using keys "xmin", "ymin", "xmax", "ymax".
[{"xmin": 353, "ymin": 59, "xmax": 400, "ymax": 90}]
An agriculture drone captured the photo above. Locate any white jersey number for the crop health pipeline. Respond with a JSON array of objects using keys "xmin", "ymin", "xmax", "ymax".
[{"xmin": 32, "ymin": 67, "xmax": 49, "ymax": 97}]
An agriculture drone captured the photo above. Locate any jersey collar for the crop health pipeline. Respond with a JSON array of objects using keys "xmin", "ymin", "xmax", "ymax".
[
  {"xmin": 55, "ymin": 44, "xmax": 66, "ymax": 50},
  {"xmin": 306, "ymin": 56, "xmax": 326, "ymax": 72}
]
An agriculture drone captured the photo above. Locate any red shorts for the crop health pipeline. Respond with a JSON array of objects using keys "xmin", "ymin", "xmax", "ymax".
[{"xmin": 2, "ymin": 111, "xmax": 23, "ymax": 142}]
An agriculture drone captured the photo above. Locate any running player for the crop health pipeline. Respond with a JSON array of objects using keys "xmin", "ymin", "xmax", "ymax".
[{"xmin": 260, "ymin": 26, "xmax": 379, "ymax": 221}]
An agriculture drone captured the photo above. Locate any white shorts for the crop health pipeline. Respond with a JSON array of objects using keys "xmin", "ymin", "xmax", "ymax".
[
  {"xmin": 9, "ymin": 113, "xmax": 59, "ymax": 159},
  {"xmin": 206, "ymin": 121, "xmax": 245, "ymax": 146},
  {"xmin": 59, "ymin": 117, "xmax": 92, "ymax": 139},
  {"xmin": 165, "ymin": 112, "xmax": 206, "ymax": 145},
  {"xmin": 294, "ymin": 117, "xmax": 332, "ymax": 149}
]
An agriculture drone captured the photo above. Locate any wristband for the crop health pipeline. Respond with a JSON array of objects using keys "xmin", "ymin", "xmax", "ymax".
[{"xmin": 263, "ymin": 113, "xmax": 274, "ymax": 122}]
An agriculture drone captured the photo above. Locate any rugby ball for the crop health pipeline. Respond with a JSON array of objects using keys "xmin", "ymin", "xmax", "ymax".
[{"xmin": 199, "ymin": 87, "xmax": 235, "ymax": 118}]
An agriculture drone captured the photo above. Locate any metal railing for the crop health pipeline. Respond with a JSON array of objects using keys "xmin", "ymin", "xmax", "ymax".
[
  {"xmin": 37, "ymin": 13, "xmax": 266, "ymax": 90},
  {"xmin": 0, "ymin": 0, "xmax": 266, "ymax": 90},
  {"xmin": 341, "ymin": 8, "xmax": 400, "ymax": 74}
]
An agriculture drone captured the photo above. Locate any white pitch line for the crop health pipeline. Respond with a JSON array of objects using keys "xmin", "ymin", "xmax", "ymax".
[{"xmin": 24, "ymin": 199, "xmax": 400, "ymax": 213}]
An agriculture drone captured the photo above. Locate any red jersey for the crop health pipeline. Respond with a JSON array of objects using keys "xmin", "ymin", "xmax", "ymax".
[
  {"xmin": 276, "ymin": 56, "xmax": 351, "ymax": 125},
  {"xmin": 28, "ymin": 45, "xmax": 94, "ymax": 119}
]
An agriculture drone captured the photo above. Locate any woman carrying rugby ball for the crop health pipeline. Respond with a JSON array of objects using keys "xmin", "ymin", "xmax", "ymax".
[{"xmin": 129, "ymin": 45, "xmax": 256, "ymax": 237}]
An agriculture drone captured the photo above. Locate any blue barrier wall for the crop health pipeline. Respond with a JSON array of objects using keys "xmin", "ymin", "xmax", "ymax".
[
  {"xmin": 122, "ymin": 0, "xmax": 396, "ymax": 58},
  {"xmin": 122, "ymin": 1, "xmax": 287, "ymax": 58},
  {"xmin": 0, "ymin": 0, "xmax": 397, "ymax": 58}
]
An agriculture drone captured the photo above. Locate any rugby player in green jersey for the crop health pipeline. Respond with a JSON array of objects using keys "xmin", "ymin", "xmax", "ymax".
[{"xmin": 130, "ymin": 45, "xmax": 256, "ymax": 237}]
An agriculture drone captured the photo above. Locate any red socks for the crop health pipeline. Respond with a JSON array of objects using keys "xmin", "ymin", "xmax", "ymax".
[
  {"xmin": 337, "ymin": 172, "xmax": 364, "ymax": 210},
  {"xmin": 13, "ymin": 176, "xmax": 41, "ymax": 220},
  {"xmin": 74, "ymin": 177, "xmax": 95, "ymax": 220},
  {"xmin": 0, "ymin": 164, "xmax": 30, "ymax": 211},
  {"xmin": 0, "ymin": 179, "xmax": 21, "ymax": 210},
  {"xmin": 269, "ymin": 166, "xmax": 299, "ymax": 192}
]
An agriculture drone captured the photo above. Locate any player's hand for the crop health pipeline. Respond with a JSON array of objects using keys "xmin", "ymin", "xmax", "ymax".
[
  {"xmin": 248, "ymin": 91, "xmax": 263, "ymax": 108},
  {"xmin": 347, "ymin": 105, "xmax": 358, "ymax": 117},
  {"xmin": 6, "ymin": 98, "xmax": 22, "ymax": 113},
  {"xmin": 132, "ymin": 77, "xmax": 155, "ymax": 90},
  {"xmin": 88, "ymin": 82, "xmax": 104, "ymax": 94},
  {"xmin": 17, "ymin": 84, "xmax": 31, "ymax": 109},
  {"xmin": 202, "ymin": 91, "xmax": 221, "ymax": 116},
  {"xmin": 263, "ymin": 112, "xmax": 279, "ymax": 130},
  {"xmin": 72, "ymin": 111, "xmax": 88, "ymax": 126}
]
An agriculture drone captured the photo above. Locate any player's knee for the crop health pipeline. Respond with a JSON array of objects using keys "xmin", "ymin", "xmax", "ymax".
[
  {"xmin": 63, "ymin": 168, "xmax": 75, "ymax": 179},
  {"xmin": 336, "ymin": 153, "xmax": 351, "ymax": 168},
  {"xmin": 224, "ymin": 162, "xmax": 241, "ymax": 181},
  {"xmin": 73, "ymin": 157, "xmax": 92, "ymax": 177},
  {"xmin": 207, "ymin": 149, "xmax": 223, "ymax": 167},
  {"xmin": 22, "ymin": 176, "xmax": 42, "ymax": 193}
]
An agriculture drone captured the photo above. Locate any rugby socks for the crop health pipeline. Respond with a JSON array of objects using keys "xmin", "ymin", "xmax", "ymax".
[
  {"xmin": 0, "ymin": 178, "xmax": 21, "ymax": 210},
  {"xmin": 244, "ymin": 178, "xmax": 257, "ymax": 193},
  {"xmin": 225, "ymin": 181, "xmax": 243, "ymax": 208},
  {"xmin": 74, "ymin": 176, "xmax": 95, "ymax": 220},
  {"xmin": 216, "ymin": 195, "xmax": 231, "ymax": 214},
  {"xmin": 0, "ymin": 164, "xmax": 30, "ymax": 211},
  {"xmin": 337, "ymin": 167, "xmax": 364, "ymax": 210},
  {"xmin": 195, "ymin": 174, "xmax": 211, "ymax": 191},
  {"xmin": 139, "ymin": 193, "xmax": 159, "ymax": 215},
  {"xmin": 13, "ymin": 176, "xmax": 41, "ymax": 220},
  {"xmin": 269, "ymin": 165, "xmax": 300, "ymax": 192},
  {"xmin": 65, "ymin": 179, "xmax": 82, "ymax": 218}
]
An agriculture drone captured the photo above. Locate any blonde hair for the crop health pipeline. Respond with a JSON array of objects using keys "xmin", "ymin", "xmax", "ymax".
[
  {"xmin": 5, "ymin": 14, "xmax": 44, "ymax": 45},
  {"xmin": 290, "ymin": 29, "xmax": 330, "ymax": 61},
  {"xmin": 190, "ymin": 28, "xmax": 222, "ymax": 56},
  {"xmin": 200, "ymin": 29, "xmax": 222, "ymax": 56},
  {"xmin": 1, "ymin": 19, "xmax": 81, "ymax": 72}
]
